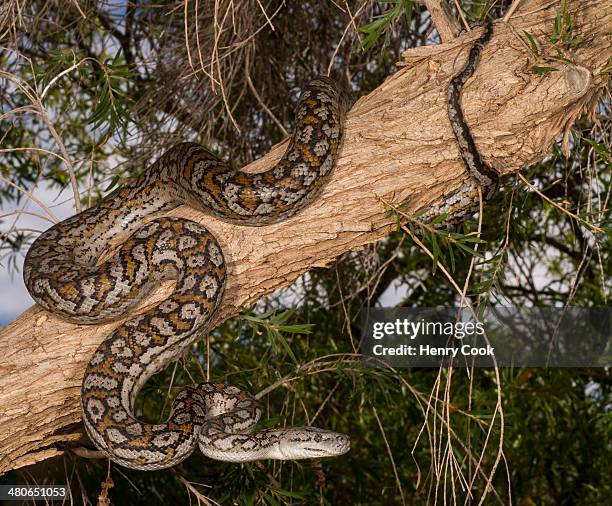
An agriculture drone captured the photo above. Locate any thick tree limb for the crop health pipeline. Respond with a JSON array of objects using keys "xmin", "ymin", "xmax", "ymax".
[{"xmin": 0, "ymin": 0, "xmax": 609, "ymax": 473}]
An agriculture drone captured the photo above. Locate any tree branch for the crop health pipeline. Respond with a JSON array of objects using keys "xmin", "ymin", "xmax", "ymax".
[
  {"xmin": 0, "ymin": 0, "xmax": 609, "ymax": 473},
  {"xmin": 422, "ymin": 0, "xmax": 462, "ymax": 41}
]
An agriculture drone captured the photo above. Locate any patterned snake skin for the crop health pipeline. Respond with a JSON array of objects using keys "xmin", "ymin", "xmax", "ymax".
[
  {"xmin": 419, "ymin": 21, "xmax": 499, "ymax": 225},
  {"xmin": 23, "ymin": 77, "xmax": 351, "ymax": 469},
  {"xmin": 23, "ymin": 21, "xmax": 496, "ymax": 470}
]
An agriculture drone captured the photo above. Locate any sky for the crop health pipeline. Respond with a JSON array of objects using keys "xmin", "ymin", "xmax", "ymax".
[{"xmin": 0, "ymin": 185, "xmax": 75, "ymax": 326}]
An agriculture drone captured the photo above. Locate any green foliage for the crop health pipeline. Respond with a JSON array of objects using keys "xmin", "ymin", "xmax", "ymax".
[
  {"xmin": 403, "ymin": 211, "xmax": 487, "ymax": 274},
  {"xmin": 1, "ymin": 0, "xmax": 610, "ymax": 504},
  {"xmin": 87, "ymin": 55, "xmax": 135, "ymax": 141},
  {"xmin": 523, "ymin": 30, "xmax": 541, "ymax": 56},
  {"xmin": 242, "ymin": 310, "xmax": 314, "ymax": 365},
  {"xmin": 525, "ymin": 0, "xmax": 585, "ymax": 74},
  {"xmin": 530, "ymin": 65, "xmax": 559, "ymax": 75},
  {"xmin": 358, "ymin": 1, "xmax": 414, "ymax": 52},
  {"xmin": 550, "ymin": 0, "xmax": 584, "ymax": 46}
]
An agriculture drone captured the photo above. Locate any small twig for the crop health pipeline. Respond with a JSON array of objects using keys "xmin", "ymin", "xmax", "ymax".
[
  {"xmin": 174, "ymin": 471, "xmax": 218, "ymax": 506},
  {"xmin": 400, "ymin": 223, "xmax": 465, "ymax": 295},
  {"xmin": 97, "ymin": 461, "xmax": 114, "ymax": 506},
  {"xmin": 423, "ymin": 0, "xmax": 462, "ymax": 41},
  {"xmin": 37, "ymin": 104, "xmax": 81, "ymax": 212},
  {"xmin": 519, "ymin": 173, "xmax": 604, "ymax": 233},
  {"xmin": 452, "ymin": 0, "xmax": 470, "ymax": 31},
  {"xmin": 40, "ymin": 56, "xmax": 93, "ymax": 100},
  {"xmin": 70, "ymin": 446, "xmax": 107, "ymax": 459},
  {"xmin": 184, "ymin": 0, "xmax": 194, "ymax": 69},
  {"xmin": 373, "ymin": 407, "xmax": 407, "ymax": 506},
  {"xmin": 194, "ymin": 0, "xmax": 215, "ymax": 83},
  {"xmin": 0, "ymin": 104, "xmax": 37, "ymax": 121},
  {"xmin": 254, "ymin": 0, "xmax": 275, "ymax": 30},
  {"xmin": 0, "ymin": 173, "xmax": 60, "ymax": 222},
  {"xmin": 460, "ymin": 187, "xmax": 484, "ymax": 303},
  {"xmin": 0, "ymin": 146, "xmax": 69, "ymax": 165},
  {"xmin": 334, "ymin": 264, "xmax": 358, "ymax": 352},
  {"xmin": 503, "ymin": 0, "xmax": 524, "ymax": 22},
  {"xmin": 70, "ymin": 0, "xmax": 87, "ymax": 19},
  {"xmin": 210, "ymin": 3, "xmax": 241, "ymax": 133},
  {"xmin": 311, "ymin": 381, "xmax": 340, "ymax": 424},
  {"xmin": 245, "ymin": 51, "xmax": 288, "ymax": 136},
  {"xmin": 0, "ymin": 209, "xmax": 56, "ymax": 224},
  {"xmin": 158, "ymin": 361, "xmax": 179, "ymax": 423},
  {"xmin": 327, "ymin": 1, "xmax": 368, "ymax": 75}
]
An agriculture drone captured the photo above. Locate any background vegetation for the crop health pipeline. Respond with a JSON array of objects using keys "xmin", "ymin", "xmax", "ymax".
[{"xmin": 0, "ymin": 0, "xmax": 610, "ymax": 504}]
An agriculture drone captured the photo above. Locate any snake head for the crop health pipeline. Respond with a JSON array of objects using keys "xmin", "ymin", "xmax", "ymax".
[{"xmin": 278, "ymin": 427, "xmax": 351, "ymax": 460}]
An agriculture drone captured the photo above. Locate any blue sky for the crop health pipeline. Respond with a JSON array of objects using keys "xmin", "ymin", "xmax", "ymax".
[{"xmin": 0, "ymin": 185, "xmax": 75, "ymax": 326}]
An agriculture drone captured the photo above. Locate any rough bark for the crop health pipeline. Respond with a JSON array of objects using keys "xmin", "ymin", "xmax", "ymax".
[{"xmin": 0, "ymin": 0, "xmax": 609, "ymax": 473}]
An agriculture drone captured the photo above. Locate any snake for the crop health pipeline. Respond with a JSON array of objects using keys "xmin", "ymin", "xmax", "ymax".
[
  {"xmin": 23, "ymin": 21, "xmax": 496, "ymax": 470},
  {"xmin": 420, "ymin": 21, "xmax": 499, "ymax": 225},
  {"xmin": 23, "ymin": 76, "xmax": 352, "ymax": 470}
]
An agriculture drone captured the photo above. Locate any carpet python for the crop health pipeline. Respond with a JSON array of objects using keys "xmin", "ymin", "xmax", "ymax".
[
  {"xmin": 24, "ymin": 77, "xmax": 351, "ymax": 470},
  {"xmin": 23, "ymin": 22, "xmax": 496, "ymax": 470},
  {"xmin": 419, "ymin": 21, "xmax": 499, "ymax": 225}
]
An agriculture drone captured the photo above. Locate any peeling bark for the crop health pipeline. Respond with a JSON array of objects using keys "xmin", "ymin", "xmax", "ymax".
[{"xmin": 0, "ymin": 0, "xmax": 609, "ymax": 473}]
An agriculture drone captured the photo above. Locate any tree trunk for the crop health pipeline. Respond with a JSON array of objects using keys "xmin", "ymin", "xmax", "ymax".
[{"xmin": 0, "ymin": 0, "xmax": 608, "ymax": 473}]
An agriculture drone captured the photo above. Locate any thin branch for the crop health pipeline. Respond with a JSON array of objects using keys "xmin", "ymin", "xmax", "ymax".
[
  {"xmin": 373, "ymin": 407, "xmax": 407, "ymax": 506},
  {"xmin": 424, "ymin": 0, "xmax": 462, "ymax": 41},
  {"xmin": 503, "ymin": 0, "xmax": 524, "ymax": 22},
  {"xmin": 519, "ymin": 173, "xmax": 604, "ymax": 233},
  {"xmin": 0, "ymin": 173, "xmax": 60, "ymax": 222},
  {"xmin": 244, "ymin": 50, "xmax": 288, "ymax": 137}
]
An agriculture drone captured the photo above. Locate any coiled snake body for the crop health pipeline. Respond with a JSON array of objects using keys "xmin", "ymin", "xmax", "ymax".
[
  {"xmin": 24, "ymin": 22, "xmax": 497, "ymax": 471},
  {"xmin": 24, "ymin": 77, "xmax": 351, "ymax": 469}
]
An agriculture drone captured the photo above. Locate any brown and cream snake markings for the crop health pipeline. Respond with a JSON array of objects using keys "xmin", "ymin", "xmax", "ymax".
[
  {"xmin": 24, "ymin": 77, "xmax": 351, "ymax": 469},
  {"xmin": 23, "ymin": 22, "xmax": 497, "ymax": 471}
]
